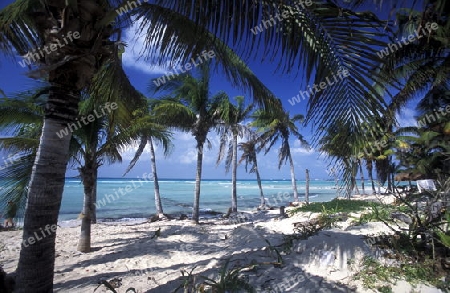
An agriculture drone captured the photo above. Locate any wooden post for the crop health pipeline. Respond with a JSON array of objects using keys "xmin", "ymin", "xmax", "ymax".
[
  {"xmin": 280, "ymin": 206, "xmax": 285, "ymax": 217},
  {"xmin": 305, "ymin": 169, "xmax": 310, "ymax": 204}
]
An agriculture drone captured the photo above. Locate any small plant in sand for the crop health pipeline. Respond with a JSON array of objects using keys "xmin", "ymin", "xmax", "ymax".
[
  {"xmin": 173, "ymin": 260, "xmax": 255, "ymax": 293},
  {"xmin": 198, "ymin": 259, "xmax": 255, "ymax": 293},
  {"xmin": 263, "ymin": 239, "xmax": 283, "ymax": 266},
  {"xmin": 173, "ymin": 266, "xmax": 198, "ymax": 293},
  {"xmin": 353, "ymin": 203, "xmax": 396, "ymax": 226},
  {"xmin": 94, "ymin": 278, "xmax": 136, "ymax": 293}
]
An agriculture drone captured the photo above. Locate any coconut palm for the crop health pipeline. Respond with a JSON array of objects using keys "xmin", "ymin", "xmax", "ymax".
[
  {"xmin": 216, "ymin": 96, "xmax": 253, "ymax": 213},
  {"xmin": 122, "ymin": 103, "xmax": 173, "ymax": 219},
  {"xmin": 0, "ymin": 90, "xmax": 140, "ymax": 253},
  {"xmin": 72, "ymin": 97, "xmax": 140, "ymax": 253},
  {"xmin": 238, "ymin": 133, "xmax": 266, "ymax": 209},
  {"xmin": 375, "ymin": 1, "xmax": 450, "ymax": 119},
  {"xmin": 150, "ymin": 62, "xmax": 229, "ymax": 224},
  {"xmin": 251, "ymin": 106, "xmax": 309, "ymax": 202},
  {"xmin": 319, "ymin": 121, "xmax": 367, "ymax": 198}
]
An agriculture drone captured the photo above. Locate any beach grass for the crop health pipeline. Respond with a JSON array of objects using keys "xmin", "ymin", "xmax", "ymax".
[{"xmin": 288, "ymin": 198, "xmax": 380, "ymax": 215}]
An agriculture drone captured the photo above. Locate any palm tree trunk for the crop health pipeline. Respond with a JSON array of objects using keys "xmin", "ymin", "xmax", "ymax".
[
  {"xmin": 149, "ymin": 138, "xmax": 164, "ymax": 217},
  {"xmin": 77, "ymin": 163, "xmax": 97, "ymax": 253},
  {"xmin": 254, "ymin": 160, "xmax": 265, "ymax": 208},
  {"xmin": 367, "ymin": 160, "xmax": 376, "ymax": 194},
  {"xmin": 193, "ymin": 143, "xmax": 204, "ymax": 224},
  {"xmin": 16, "ymin": 87, "xmax": 79, "ymax": 292},
  {"xmin": 231, "ymin": 134, "xmax": 238, "ymax": 212},
  {"xmin": 353, "ymin": 176, "xmax": 360, "ymax": 195},
  {"xmin": 288, "ymin": 153, "xmax": 299, "ymax": 202},
  {"xmin": 305, "ymin": 169, "xmax": 310, "ymax": 204},
  {"xmin": 359, "ymin": 161, "xmax": 365, "ymax": 195},
  {"xmin": 91, "ymin": 181, "xmax": 97, "ymax": 224}
]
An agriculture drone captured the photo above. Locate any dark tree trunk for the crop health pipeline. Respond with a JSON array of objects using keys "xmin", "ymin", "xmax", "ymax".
[
  {"xmin": 16, "ymin": 85, "xmax": 80, "ymax": 292},
  {"xmin": 14, "ymin": 0, "xmax": 111, "ymax": 289}
]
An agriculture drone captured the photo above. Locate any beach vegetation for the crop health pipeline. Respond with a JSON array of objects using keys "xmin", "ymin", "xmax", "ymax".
[
  {"xmin": 354, "ymin": 256, "xmax": 448, "ymax": 292},
  {"xmin": 264, "ymin": 239, "xmax": 284, "ymax": 266},
  {"xmin": 289, "ymin": 199, "xmax": 377, "ymax": 215},
  {"xmin": 198, "ymin": 259, "xmax": 255, "ymax": 293},
  {"xmin": 355, "ymin": 177, "xmax": 450, "ymax": 292},
  {"xmin": 173, "ymin": 260, "xmax": 255, "ymax": 293},
  {"xmin": 355, "ymin": 204, "xmax": 393, "ymax": 226}
]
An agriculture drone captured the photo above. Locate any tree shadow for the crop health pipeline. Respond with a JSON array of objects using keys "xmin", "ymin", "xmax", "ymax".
[{"xmin": 52, "ymin": 220, "xmax": 369, "ymax": 292}]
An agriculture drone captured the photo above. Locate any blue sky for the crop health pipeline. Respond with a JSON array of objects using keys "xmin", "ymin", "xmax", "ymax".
[{"xmin": 0, "ymin": 1, "xmax": 418, "ymax": 180}]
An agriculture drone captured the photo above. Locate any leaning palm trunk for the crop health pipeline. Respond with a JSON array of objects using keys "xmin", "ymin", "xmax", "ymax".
[
  {"xmin": 193, "ymin": 143, "xmax": 204, "ymax": 224},
  {"xmin": 254, "ymin": 160, "xmax": 265, "ymax": 208},
  {"xmin": 16, "ymin": 88, "xmax": 79, "ymax": 292},
  {"xmin": 231, "ymin": 134, "xmax": 238, "ymax": 212},
  {"xmin": 288, "ymin": 153, "xmax": 299, "ymax": 202},
  {"xmin": 77, "ymin": 162, "xmax": 97, "ymax": 253},
  {"xmin": 149, "ymin": 138, "xmax": 164, "ymax": 217}
]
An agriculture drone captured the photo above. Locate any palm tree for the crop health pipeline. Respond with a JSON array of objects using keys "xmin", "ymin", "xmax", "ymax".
[
  {"xmin": 251, "ymin": 105, "xmax": 309, "ymax": 202},
  {"xmin": 0, "ymin": 2, "xmax": 138, "ymax": 289},
  {"xmin": 238, "ymin": 133, "xmax": 266, "ymax": 209},
  {"xmin": 319, "ymin": 121, "xmax": 364, "ymax": 198},
  {"xmin": 216, "ymin": 96, "xmax": 253, "ymax": 213},
  {"xmin": 151, "ymin": 62, "xmax": 229, "ymax": 224},
  {"xmin": 0, "ymin": 90, "xmax": 139, "ymax": 253},
  {"xmin": 375, "ymin": 1, "xmax": 449, "ymax": 119},
  {"xmin": 122, "ymin": 103, "xmax": 173, "ymax": 219},
  {"xmin": 72, "ymin": 96, "xmax": 140, "ymax": 253}
]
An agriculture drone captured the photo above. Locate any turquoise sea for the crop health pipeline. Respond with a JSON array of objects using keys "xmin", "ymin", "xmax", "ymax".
[{"xmin": 59, "ymin": 178, "xmax": 339, "ymax": 222}]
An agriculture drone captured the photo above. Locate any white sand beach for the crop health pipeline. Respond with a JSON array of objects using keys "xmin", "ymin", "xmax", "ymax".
[{"xmin": 0, "ymin": 204, "xmax": 444, "ymax": 293}]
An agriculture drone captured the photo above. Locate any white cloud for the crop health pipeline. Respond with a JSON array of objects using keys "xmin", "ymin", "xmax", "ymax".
[
  {"xmin": 121, "ymin": 20, "xmax": 170, "ymax": 75},
  {"xmin": 397, "ymin": 107, "xmax": 417, "ymax": 127},
  {"xmin": 119, "ymin": 140, "xmax": 152, "ymax": 161},
  {"xmin": 291, "ymin": 139, "xmax": 314, "ymax": 155},
  {"xmin": 179, "ymin": 147, "xmax": 198, "ymax": 164},
  {"xmin": 291, "ymin": 147, "xmax": 314, "ymax": 155}
]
